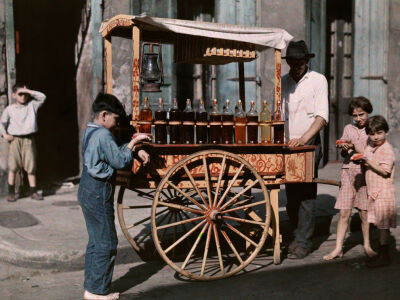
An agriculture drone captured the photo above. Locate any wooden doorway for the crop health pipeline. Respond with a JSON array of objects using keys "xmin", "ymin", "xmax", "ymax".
[{"xmin": 326, "ymin": 0, "xmax": 353, "ymax": 161}]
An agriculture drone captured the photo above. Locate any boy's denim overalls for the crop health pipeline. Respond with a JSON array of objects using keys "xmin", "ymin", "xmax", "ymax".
[{"xmin": 78, "ymin": 127, "xmax": 118, "ymax": 295}]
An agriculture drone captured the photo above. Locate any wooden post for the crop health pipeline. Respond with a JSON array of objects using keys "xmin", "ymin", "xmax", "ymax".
[
  {"xmin": 104, "ymin": 37, "xmax": 112, "ymax": 94},
  {"xmin": 238, "ymin": 62, "xmax": 245, "ymax": 110},
  {"xmin": 274, "ymin": 49, "xmax": 282, "ymax": 114},
  {"xmin": 91, "ymin": 0, "xmax": 103, "ymax": 97},
  {"xmin": 132, "ymin": 25, "xmax": 140, "ymax": 125},
  {"xmin": 5, "ymin": 0, "xmax": 16, "ymax": 103}
]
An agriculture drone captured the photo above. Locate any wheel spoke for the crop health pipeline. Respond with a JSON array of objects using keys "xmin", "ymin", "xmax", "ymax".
[
  {"xmin": 213, "ymin": 154, "xmax": 227, "ymax": 207},
  {"xmin": 202, "ymin": 155, "xmax": 213, "ymax": 207},
  {"xmin": 213, "ymin": 224, "xmax": 225, "ymax": 275},
  {"xmin": 225, "ymin": 223, "xmax": 258, "ymax": 247},
  {"xmin": 223, "ymin": 200, "xmax": 268, "ymax": 214},
  {"xmin": 220, "ymin": 229, "xmax": 244, "ymax": 265},
  {"xmin": 166, "ymin": 181, "xmax": 206, "ymax": 211},
  {"xmin": 176, "ymin": 211, "xmax": 193, "ymax": 249},
  {"xmin": 183, "ymin": 165, "xmax": 210, "ymax": 209},
  {"xmin": 164, "ymin": 220, "xmax": 207, "ymax": 254},
  {"xmin": 222, "ymin": 215, "xmax": 266, "ymax": 227},
  {"xmin": 181, "ymin": 223, "xmax": 209, "ymax": 270},
  {"xmin": 200, "ymin": 225, "xmax": 213, "ymax": 276},
  {"xmin": 220, "ymin": 180, "xmax": 259, "ymax": 210},
  {"xmin": 216, "ymin": 164, "xmax": 245, "ymax": 208},
  {"xmin": 122, "ymin": 205, "xmax": 153, "ymax": 209},
  {"xmin": 157, "ymin": 200, "xmax": 204, "ymax": 215},
  {"xmin": 159, "ymin": 213, "xmax": 174, "ymax": 242},
  {"xmin": 126, "ymin": 208, "xmax": 169, "ymax": 229},
  {"xmin": 157, "ymin": 215, "xmax": 205, "ymax": 230}
]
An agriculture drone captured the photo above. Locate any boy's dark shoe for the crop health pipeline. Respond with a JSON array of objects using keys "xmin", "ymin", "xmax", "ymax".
[
  {"xmin": 288, "ymin": 240, "xmax": 298, "ymax": 254},
  {"xmin": 287, "ymin": 245, "xmax": 311, "ymax": 259},
  {"xmin": 7, "ymin": 194, "xmax": 16, "ymax": 202},
  {"xmin": 366, "ymin": 245, "xmax": 390, "ymax": 268},
  {"xmin": 30, "ymin": 192, "xmax": 43, "ymax": 201}
]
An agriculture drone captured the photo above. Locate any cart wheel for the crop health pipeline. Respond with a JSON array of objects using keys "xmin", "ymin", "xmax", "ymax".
[
  {"xmin": 117, "ymin": 185, "xmax": 198, "ymax": 260},
  {"xmin": 152, "ymin": 150, "xmax": 271, "ymax": 280}
]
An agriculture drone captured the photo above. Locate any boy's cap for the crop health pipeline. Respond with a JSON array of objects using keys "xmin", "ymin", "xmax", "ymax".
[{"xmin": 93, "ymin": 93, "xmax": 126, "ymax": 118}]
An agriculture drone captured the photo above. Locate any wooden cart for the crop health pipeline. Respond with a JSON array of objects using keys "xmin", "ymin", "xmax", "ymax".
[{"xmin": 100, "ymin": 15, "xmax": 316, "ymax": 281}]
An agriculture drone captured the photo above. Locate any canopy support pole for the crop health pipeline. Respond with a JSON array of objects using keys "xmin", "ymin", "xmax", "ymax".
[
  {"xmin": 274, "ymin": 49, "xmax": 282, "ymax": 116},
  {"xmin": 238, "ymin": 62, "xmax": 245, "ymax": 110},
  {"xmin": 132, "ymin": 25, "xmax": 141, "ymax": 130},
  {"xmin": 105, "ymin": 36, "xmax": 113, "ymax": 94}
]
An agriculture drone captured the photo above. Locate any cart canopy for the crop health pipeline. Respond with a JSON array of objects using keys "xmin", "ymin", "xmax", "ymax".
[{"xmin": 100, "ymin": 14, "xmax": 293, "ymax": 50}]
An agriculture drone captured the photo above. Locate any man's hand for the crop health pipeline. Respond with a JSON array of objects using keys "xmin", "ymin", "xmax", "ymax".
[
  {"xmin": 138, "ymin": 150, "xmax": 150, "ymax": 165},
  {"xmin": 3, "ymin": 133, "xmax": 14, "ymax": 142},
  {"xmin": 288, "ymin": 137, "xmax": 306, "ymax": 147}
]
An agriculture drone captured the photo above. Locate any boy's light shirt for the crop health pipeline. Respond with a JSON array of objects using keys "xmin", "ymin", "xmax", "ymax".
[{"xmin": 82, "ymin": 122, "xmax": 133, "ymax": 179}]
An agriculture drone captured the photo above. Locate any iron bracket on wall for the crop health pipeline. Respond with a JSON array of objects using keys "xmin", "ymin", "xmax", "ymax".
[
  {"xmin": 227, "ymin": 76, "xmax": 261, "ymax": 86},
  {"xmin": 360, "ymin": 75, "xmax": 388, "ymax": 84}
]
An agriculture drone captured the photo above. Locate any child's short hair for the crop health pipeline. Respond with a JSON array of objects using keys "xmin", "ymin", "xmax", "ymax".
[
  {"xmin": 348, "ymin": 96, "xmax": 373, "ymax": 115},
  {"xmin": 12, "ymin": 83, "xmax": 29, "ymax": 93},
  {"xmin": 365, "ymin": 115, "xmax": 389, "ymax": 134},
  {"xmin": 92, "ymin": 93, "xmax": 126, "ymax": 118}
]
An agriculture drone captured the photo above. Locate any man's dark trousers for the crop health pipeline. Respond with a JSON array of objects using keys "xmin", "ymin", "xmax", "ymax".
[{"xmin": 285, "ymin": 135, "xmax": 322, "ymax": 250}]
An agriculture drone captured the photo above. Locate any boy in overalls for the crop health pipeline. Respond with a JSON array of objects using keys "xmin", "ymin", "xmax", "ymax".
[{"xmin": 79, "ymin": 93, "xmax": 150, "ymax": 300}]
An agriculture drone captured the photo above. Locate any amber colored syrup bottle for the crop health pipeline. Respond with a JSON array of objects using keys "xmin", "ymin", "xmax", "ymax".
[
  {"xmin": 139, "ymin": 97, "xmax": 152, "ymax": 134},
  {"xmin": 169, "ymin": 98, "xmax": 182, "ymax": 144},
  {"xmin": 273, "ymin": 105, "xmax": 284, "ymax": 144},
  {"xmin": 222, "ymin": 99, "xmax": 234, "ymax": 144},
  {"xmin": 260, "ymin": 100, "xmax": 272, "ymax": 143},
  {"xmin": 246, "ymin": 100, "xmax": 258, "ymax": 144},
  {"xmin": 209, "ymin": 99, "xmax": 221, "ymax": 144},
  {"xmin": 234, "ymin": 100, "xmax": 246, "ymax": 144},
  {"xmin": 183, "ymin": 99, "xmax": 195, "ymax": 144},
  {"xmin": 195, "ymin": 99, "xmax": 208, "ymax": 144},
  {"xmin": 154, "ymin": 98, "xmax": 167, "ymax": 144}
]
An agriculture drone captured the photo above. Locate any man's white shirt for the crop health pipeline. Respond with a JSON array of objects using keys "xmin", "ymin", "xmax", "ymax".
[{"xmin": 281, "ymin": 69, "xmax": 329, "ymax": 142}]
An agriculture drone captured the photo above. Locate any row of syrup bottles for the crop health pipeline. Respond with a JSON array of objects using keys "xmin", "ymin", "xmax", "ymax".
[{"xmin": 139, "ymin": 97, "xmax": 274, "ymax": 144}]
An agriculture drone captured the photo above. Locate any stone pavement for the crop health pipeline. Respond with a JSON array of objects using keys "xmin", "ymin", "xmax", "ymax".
[{"xmin": 0, "ymin": 162, "xmax": 398, "ymax": 271}]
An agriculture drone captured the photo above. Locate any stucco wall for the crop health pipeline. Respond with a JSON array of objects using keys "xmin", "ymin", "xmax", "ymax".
[
  {"xmin": 259, "ymin": 0, "xmax": 306, "ymax": 111},
  {"xmin": 388, "ymin": 0, "xmax": 400, "ymax": 158}
]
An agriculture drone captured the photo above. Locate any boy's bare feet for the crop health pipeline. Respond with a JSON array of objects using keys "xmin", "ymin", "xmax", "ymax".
[
  {"xmin": 83, "ymin": 290, "xmax": 119, "ymax": 300},
  {"xmin": 364, "ymin": 246, "xmax": 377, "ymax": 257},
  {"xmin": 323, "ymin": 248, "xmax": 343, "ymax": 260}
]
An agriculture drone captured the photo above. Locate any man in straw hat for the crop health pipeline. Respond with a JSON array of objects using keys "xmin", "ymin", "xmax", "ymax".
[{"xmin": 281, "ymin": 40, "xmax": 329, "ymax": 259}]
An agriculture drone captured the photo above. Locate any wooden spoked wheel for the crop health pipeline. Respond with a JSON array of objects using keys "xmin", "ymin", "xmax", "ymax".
[{"xmin": 151, "ymin": 150, "xmax": 271, "ymax": 280}]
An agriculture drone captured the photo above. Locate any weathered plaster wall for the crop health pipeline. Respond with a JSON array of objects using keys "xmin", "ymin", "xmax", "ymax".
[
  {"xmin": 388, "ymin": 0, "xmax": 400, "ymax": 158},
  {"xmin": 259, "ymin": 0, "xmax": 306, "ymax": 111},
  {"xmin": 0, "ymin": 0, "xmax": 8, "ymax": 195}
]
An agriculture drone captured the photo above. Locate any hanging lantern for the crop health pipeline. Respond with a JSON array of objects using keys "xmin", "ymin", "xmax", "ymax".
[{"xmin": 140, "ymin": 42, "xmax": 164, "ymax": 92}]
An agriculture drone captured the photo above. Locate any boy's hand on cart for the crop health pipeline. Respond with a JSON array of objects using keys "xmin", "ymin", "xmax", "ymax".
[
  {"xmin": 138, "ymin": 150, "xmax": 150, "ymax": 165},
  {"xmin": 132, "ymin": 133, "xmax": 153, "ymax": 145},
  {"xmin": 3, "ymin": 133, "xmax": 14, "ymax": 142},
  {"xmin": 288, "ymin": 138, "xmax": 305, "ymax": 147}
]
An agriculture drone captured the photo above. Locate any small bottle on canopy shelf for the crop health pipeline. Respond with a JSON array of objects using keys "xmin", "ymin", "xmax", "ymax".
[
  {"xmin": 222, "ymin": 99, "xmax": 234, "ymax": 144},
  {"xmin": 195, "ymin": 99, "xmax": 208, "ymax": 144},
  {"xmin": 260, "ymin": 100, "xmax": 272, "ymax": 143},
  {"xmin": 154, "ymin": 97, "xmax": 167, "ymax": 144},
  {"xmin": 246, "ymin": 100, "xmax": 258, "ymax": 144},
  {"xmin": 139, "ymin": 97, "xmax": 152, "ymax": 134},
  {"xmin": 183, "ymin": 99, "xmax": 195, "ymax": 144},
  {"xmin": 234, "ymin": 100, "xmax": 246, "ymax": 144},
  {"xmin": 209, "ymin": 99, "xmax": 221, "ymax": 144},
  {"xmin": 169, "ymin": 98, "xmax": 182, "ymax": 144}
]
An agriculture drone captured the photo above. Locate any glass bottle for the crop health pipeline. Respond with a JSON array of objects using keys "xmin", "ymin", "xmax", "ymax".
[
  {"xmin": 195, "ymin": 99, "xmax": 208, "ymax": 144},
  {"xmin": 154, "ymin": 97, "xmax": 167, "ymax": 144},
  {"xmin": 169, "ymin": 98, "xmax": 182, "ymax": 144},
  {"xmin": 259, "ymin": 100, "xmax": 272, "ymax": 143},
  {"xmin": 139, "ymin": 97, "xmax": 152, "ymax": 134},
  {"xmin": 209, "ymin": 99, "xmax": 221, "ymax": 144},
  {"xmin": 234, "ymin": 100, "xmax": 246, "ymax": 144},
  {"xmin": 246, "ymin": 100, "xmax": 258, "ymax": 144},
  {"xmin": 222, "ymin": 99, "xmax": 234, "ymax": 144},
  {"xmin": 273, "ymin": 105, "xmax": 284, "ymax": 144},
  {"xmin": 183, "ymin": 99, "xmax": 195, "ymax": 144}
]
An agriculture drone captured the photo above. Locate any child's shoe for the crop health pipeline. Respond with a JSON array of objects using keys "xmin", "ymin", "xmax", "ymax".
[
  {"xmin": 366, "ymin": 244, "xmax": 390, "ymax": 268},
  {"xmin": 30, "ymin": 192, "xmax": 43, "ymax": 201},
  {"xmin": 7, "ymin": 194, "xmax": 16, "ymax": 202}
]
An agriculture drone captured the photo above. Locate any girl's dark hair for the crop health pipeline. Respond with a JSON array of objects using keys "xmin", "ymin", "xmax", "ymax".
[
  {"xmin": 92, "ymin": 93, "xmax": 126, "ymax": 118},
  {"xmin": 365, "ymin": 115, "xmax": 389, "ymax": 134},
  {"xmin": 348, "ymin": 96, "xmax": 373, "ymax": 115}
]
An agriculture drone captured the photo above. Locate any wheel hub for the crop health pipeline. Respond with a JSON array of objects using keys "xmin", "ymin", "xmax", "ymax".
[{"xmin": 207, "ymin": 209, "xmax": 223, "ymax": 223}]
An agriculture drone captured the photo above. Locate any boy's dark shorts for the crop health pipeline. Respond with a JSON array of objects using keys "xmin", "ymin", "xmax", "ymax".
[{"xmin": 8, "ymin": 135, "xmax": 37, "ymax": 174}]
